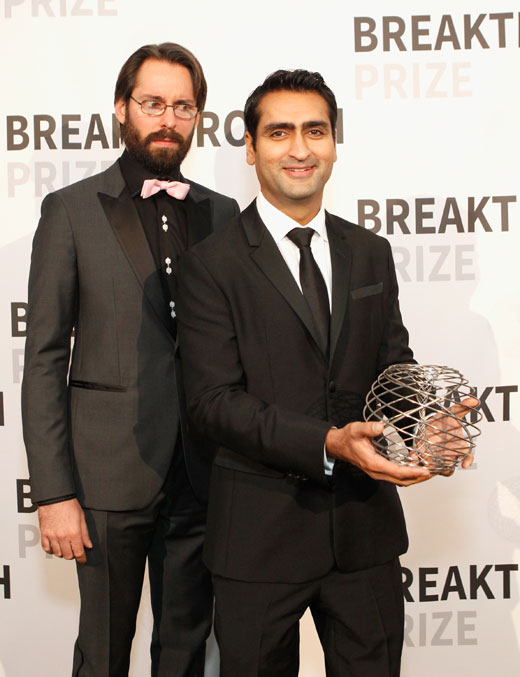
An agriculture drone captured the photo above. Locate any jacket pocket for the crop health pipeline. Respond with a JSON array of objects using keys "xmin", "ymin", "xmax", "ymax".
[
  {"xmin": 69, "ymin": 379, "xmax": 127, "ymax": 393},
  {"xmin": 350, "ymin": 282, "xmax": 383, "ymax": 300}
]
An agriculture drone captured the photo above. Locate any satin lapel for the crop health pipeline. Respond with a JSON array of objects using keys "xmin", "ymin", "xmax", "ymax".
[
  {"xmin": 183, "ymin": 183, "xmax": 212, "ymax": 246},
  {"xmin": 241, "ymin": 202, "xmax": 326, "ymax": 355},
  {"xmin": 97, "ymin": 184, "xmax": 172, "ymax": 337},
  {"xmin": 327, "ymin": 212, "xmax": 352, "ymax": 362}
]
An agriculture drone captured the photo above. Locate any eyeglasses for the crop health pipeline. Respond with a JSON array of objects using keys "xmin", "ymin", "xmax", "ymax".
[{"xmin": 129, "ymin": 95, "xmax": 198, "ymax": 120}]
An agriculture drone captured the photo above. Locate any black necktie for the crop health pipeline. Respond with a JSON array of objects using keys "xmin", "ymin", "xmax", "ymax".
[{"xmin": 287, "ymin": 227, "xmax": 330, "ymax": 353}]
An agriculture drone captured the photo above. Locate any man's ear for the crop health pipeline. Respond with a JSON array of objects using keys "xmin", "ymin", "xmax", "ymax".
[
  {"xmin": 115, "ymin": 98, "xmax": 127, "ymax": 125},
  {"xmin": 245, "ymin": 131, "xmax": 256, "ymax": 166}
]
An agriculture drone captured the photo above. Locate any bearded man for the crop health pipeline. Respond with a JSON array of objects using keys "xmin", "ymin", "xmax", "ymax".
[{"xmin": 21, "ymin": 42, "xmax": 238, "ymax": 677}]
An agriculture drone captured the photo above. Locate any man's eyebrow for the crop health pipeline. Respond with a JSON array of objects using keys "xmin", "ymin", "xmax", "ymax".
[
  {"xmin": 262, "ymin": 122, "xmax": 296, "ymax": 133},
  {"xmin": 138, "ymin": 94, "xmax": 196, "ymax": 104},
  {"xmin": 261, "ymin": 120, "xmax": 330, "ymax": 133},
  {"xmin": 302, "ymin": 120, "xmax": 330, "ymax": 129},
  {"xmin": 137, "ymin": 93, "xmax": 165, "ymax": 101}
]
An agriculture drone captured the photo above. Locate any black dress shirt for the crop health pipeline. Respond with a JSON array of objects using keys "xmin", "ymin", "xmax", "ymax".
[{"xmin": 118, "ymin": 150, "xmax": 190, "ymax": 318}]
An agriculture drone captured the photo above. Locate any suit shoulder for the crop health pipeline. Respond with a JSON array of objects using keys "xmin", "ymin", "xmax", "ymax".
[
  {"xmin": 45, "ymin": 161, "xmax": 122, "ymax": 204},
  {"xmin": 326, "ymin": 211, "xmax": 391, "ymax": 249},
  {"xmin": 184, "ymin": 178, "xmax": 238, "ymax": 207},
  {"xmin": 185, "ymin": 213, "xmax": 243, "ymax": 261}
]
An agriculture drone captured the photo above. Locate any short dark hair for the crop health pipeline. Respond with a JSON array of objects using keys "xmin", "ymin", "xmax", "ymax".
[
  {"xmin": 244, "ymin": 69, "xmax": 337, "ymax": 147},
  {"xmin": 114, "ymin": 42, "xmax": 207, "ymax": 112}
]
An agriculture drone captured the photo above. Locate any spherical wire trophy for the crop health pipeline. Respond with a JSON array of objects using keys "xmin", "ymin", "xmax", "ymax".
[{"xmin": 363, "ymin": 364, "xmax": 482, "ymax": 474}]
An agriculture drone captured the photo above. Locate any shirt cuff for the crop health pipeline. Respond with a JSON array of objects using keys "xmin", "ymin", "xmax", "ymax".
[{"xmin": 323, "ymin": 426, "xmax": 336, "ymax": 475}]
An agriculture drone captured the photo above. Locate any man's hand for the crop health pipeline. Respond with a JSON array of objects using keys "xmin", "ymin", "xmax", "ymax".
[
  {"xmin": 326, "ymin": 421, "xmax": 432, "ymax": 486},
  {"xmin": 415, "ymin": 396, "xmax": 479, "ymax": 474},
  {"xmin": 38, "ymin": 498, "xmax": 92, "ymax": 564}
]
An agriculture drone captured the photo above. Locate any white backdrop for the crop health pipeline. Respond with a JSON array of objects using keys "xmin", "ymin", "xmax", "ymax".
[{"xmin": 1, "ymin": 1, "xmax": 519, "ymax": 675}]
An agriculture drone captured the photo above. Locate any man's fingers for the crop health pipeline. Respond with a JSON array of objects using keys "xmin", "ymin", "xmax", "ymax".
[
  {"xmin": 370, "ymin": 468, "xmax": 432, "ymax": 487},
  {"xmin": 448, "ymin": 396, "xmax": 479, "ymax": 417},
  {"xmin": 46, "ymin": 535, "xmax": 88, "ymax": 562},
  {"xmin": 439, "ymin": 467, "xmax": 456, "ymax": 478},
  {"xmin": 345, "ymin": 421, "xmax": 431, "ymax": 483},
  {"xmin": 461, "ymin": 453, "xmax": 474, "ymax": 469},
  {"xmin": 74, "ymin": 550, "xmax": 87, "ymax": 565},
  {"xmin": 384, "ymin": 464, "xmax": 430, "ymax": 483},
  {"xmin": 396, "ymin": 473, "xmax": 434, "ymax": 487},
  {"xmin": 350, "ymin": 420, "xmax": 384, "ymax": 439},
  {"xmin": 80, "ymin": 516, "xmax": 93, "ymax": 550},
  {"xmin": 44, "ymin": 535, "xmax": 88, "ymax": 562},
  {"xmin": 37, "ymin": 499, "xmax": 91, "ymax": 561},
  {"xmin": 70, "ymin": 538, "xmax": 87, "ymax": 564},
  {"xmin": 61, "ymin": 540, "xmax": 75, "ymax": 561},
  {"xmin": 50, "ymin": 540, "xmax": 63, "ymax": 558},
  {"xmin": 366, "ymin": 448, "xmax": 431, "ymax": 484}
]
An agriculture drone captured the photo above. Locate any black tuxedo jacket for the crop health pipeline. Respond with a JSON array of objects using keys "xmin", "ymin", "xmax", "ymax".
[
  {"xmin": 176, "ymin": 201, "xmax": 414, "ymax": 583},
  {"xmin": 22, "ymin": 160, "xmax": 239, "ymax": 510}
]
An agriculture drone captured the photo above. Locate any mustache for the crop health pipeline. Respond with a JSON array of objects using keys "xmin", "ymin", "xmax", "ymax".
[{"xmin": 145, "ymin": 129, "xmax": 186, "ymax": 145}]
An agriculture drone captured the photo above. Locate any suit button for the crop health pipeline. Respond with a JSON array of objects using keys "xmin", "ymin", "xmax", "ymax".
[{"xmin": 328, "ymin": 381, "xmax": 336, "ymax": 393}]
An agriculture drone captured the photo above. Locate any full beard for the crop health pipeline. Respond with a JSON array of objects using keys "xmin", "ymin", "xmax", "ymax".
[{"xmin": 122, "ymin": 120, "xmax": 195, "ymax": 178}]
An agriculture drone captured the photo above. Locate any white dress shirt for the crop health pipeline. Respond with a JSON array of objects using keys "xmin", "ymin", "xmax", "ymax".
[
  {"xmin": 256, "ymin": 192, "xmax": 332, "ymax": 309},
  {"xmin": 256, "ymin": 192, "xmax": 335, "ymax": 475}
]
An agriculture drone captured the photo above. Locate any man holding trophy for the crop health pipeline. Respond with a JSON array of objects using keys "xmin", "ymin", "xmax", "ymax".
[{"xmin": 176, "ymin": 68, "xmax": 478, "ymax": 677}]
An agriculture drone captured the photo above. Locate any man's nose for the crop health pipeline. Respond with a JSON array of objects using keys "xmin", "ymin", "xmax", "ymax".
[
  {"xmin": 160, "ymin": 105, "xmax": 178, "ymax": 128},
  {"xmin": 288, "ymin": 133, "xmax": 310, "ymax": 160}
]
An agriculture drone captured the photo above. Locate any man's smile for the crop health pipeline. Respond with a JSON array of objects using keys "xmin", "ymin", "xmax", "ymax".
[{"xmin": 283, "ymin": 165, "xmax": 316, "ymax": 177}]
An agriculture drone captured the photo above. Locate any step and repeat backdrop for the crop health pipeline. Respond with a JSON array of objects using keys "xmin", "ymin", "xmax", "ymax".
[{"xmin": 1, "ymin": 1, "xmax": 519, "ymax": 675}]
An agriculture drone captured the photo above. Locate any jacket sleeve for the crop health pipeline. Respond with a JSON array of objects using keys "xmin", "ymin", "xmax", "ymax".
[
  {"xmin": 176, "ymin": 248, "xmax": 331, "ymax": 485},
  {"xmin": 376, "ymin": 238, "xmax": 414, "ymax": 372},
  {"xmin": 21, "ymin": 192, "xmax": 78, "ymax": 503}
]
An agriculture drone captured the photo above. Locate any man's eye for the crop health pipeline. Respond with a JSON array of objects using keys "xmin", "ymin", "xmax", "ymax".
[
  {"xmin": 308, "ymin": 129, "xmax": 324, "ymax": 136},
  {"xmin": 144, "ymin": 100, "xmax": 163, "ymax": 110},
  {"xmin": 271, "ymin": 130, "xmax": 287, "ymax": 138}
]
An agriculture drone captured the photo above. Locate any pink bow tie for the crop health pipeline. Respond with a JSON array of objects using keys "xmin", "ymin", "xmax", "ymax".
[{"xmin": 141, "ymin": 179, "xmax": 190, "ymax": 200}]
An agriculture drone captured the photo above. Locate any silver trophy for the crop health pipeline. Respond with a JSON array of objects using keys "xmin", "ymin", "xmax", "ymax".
[{"xmin": 364, "ymin": 364, "xmax": 482, "ymax": 474}]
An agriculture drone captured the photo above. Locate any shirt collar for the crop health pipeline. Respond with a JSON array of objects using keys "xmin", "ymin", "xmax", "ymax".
[
  {"xmin": 118, "ymin": 149, "xmax": 182, "ymax": 198},
  {"xmin": 256, "ymin": 191, "xmax": 328, "ymax": 244}
]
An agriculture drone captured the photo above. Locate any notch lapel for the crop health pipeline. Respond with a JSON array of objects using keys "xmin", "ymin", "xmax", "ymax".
[
  {"xmin": 327, "ymin": 212, "xmax": 353, "ymax": 362},
  {"xmin": 241, "ymin": 202, "xmax": 327, "ymax": 356}
]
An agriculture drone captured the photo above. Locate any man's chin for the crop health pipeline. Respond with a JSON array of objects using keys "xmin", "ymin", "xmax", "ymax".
[
  {"xmin": 149, "ymin": 145, "xmax": 181, "ymax": 160},
  {"xmin": 130, "ymin": 146, "xmax": 186, "ymax": 176},
  {"xmin": 283, "ymin": 187, "xmax": 318, "ymax": 202}
]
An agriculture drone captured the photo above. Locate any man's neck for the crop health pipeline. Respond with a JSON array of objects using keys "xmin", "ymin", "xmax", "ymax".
[
  {"xmin": 123, "ymin": 149, "xmax": 181, "ymax": 181},
  {"xmin": 260, "ymin": 191, "xmax": 322, "ymax": 226}
]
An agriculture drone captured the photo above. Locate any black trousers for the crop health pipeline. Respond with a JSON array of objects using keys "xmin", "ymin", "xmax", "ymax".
[
  {"xmin": 213, "ymin": 558, "xmax": 404, "ymax": 677},
  {"xmin": 71, "ymin": 448, "xmax": 212, "ymax": 677}
]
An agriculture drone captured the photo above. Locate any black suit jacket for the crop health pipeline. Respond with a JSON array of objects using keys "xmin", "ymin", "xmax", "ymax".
[
  {"xmin": 176, "ymin": 201, "xmax": 414, "ymax": 582},
  {"xmin": 22, "ymin": 159, "xmax": 239, "ymax": 510}
]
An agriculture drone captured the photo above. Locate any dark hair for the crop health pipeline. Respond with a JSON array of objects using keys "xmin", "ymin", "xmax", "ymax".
[
  {"xmin": 114, "ymin": 42, "xmax": 207, "ymax": 111},
  {"xmin": 244, "ymin": 69, "xmax": 337, "ymax": 147}
]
